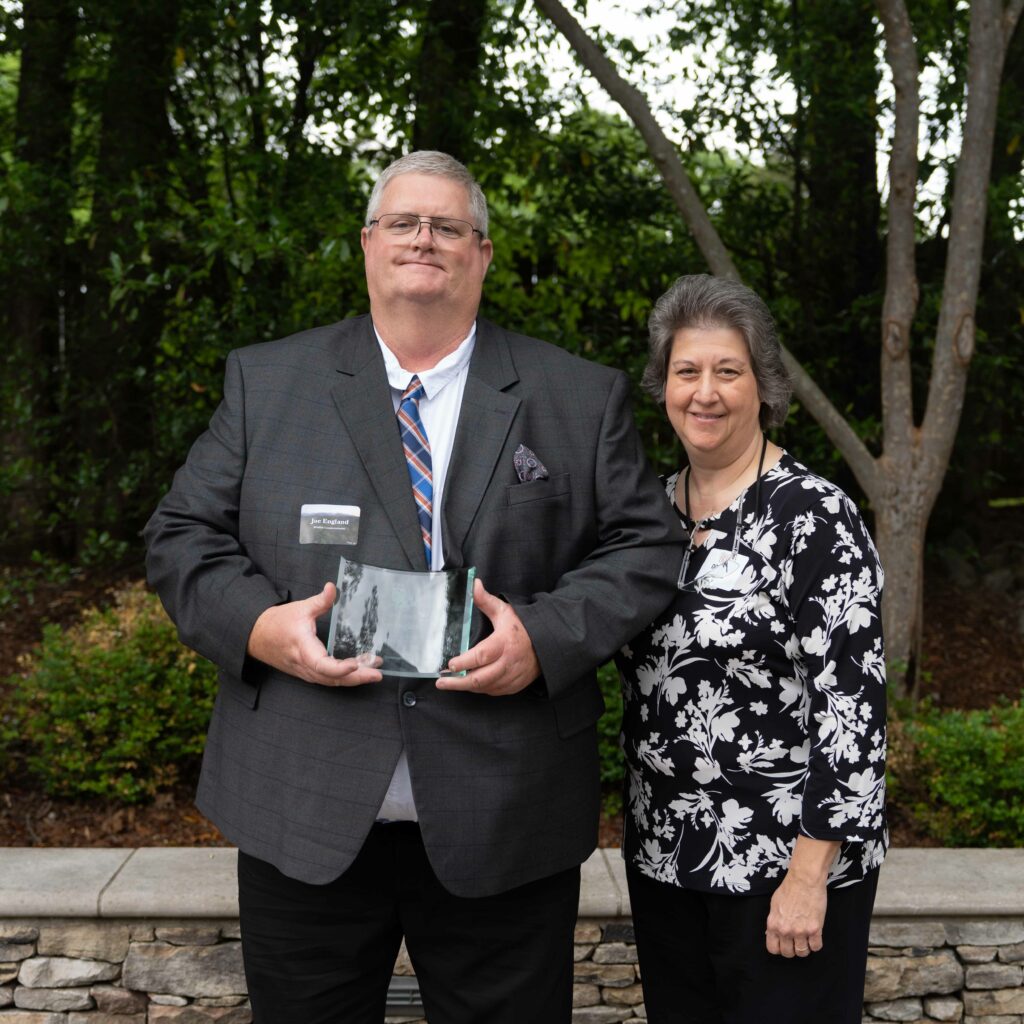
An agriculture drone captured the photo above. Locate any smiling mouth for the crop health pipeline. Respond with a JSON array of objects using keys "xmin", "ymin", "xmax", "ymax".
[{"xmin": 689, "ymin": 411, "xmax": 724, "ymax": 421}]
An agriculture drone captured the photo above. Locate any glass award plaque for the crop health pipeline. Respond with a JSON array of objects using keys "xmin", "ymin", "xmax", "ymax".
[{"xmin": 328, "ymin": 556, "xmax": 476, "ymax": 677}]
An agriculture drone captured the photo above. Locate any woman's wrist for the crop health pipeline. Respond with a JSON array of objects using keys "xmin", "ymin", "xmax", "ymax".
[{"xmin": 786, "ymin": 835, "xmax": 841, "ymax": 886}]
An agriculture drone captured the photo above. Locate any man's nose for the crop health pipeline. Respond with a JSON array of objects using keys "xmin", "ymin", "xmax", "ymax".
[{"xmin": 411, "ymin": 220, "xmax": 436, "ymax": 245}]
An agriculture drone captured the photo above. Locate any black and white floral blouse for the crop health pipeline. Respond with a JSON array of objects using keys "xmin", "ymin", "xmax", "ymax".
[{"xmin": 618, "ymin": 452, "xmax": 888, "ymax": 895}]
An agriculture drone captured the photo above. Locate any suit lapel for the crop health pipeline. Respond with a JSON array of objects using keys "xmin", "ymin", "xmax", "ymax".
[
  {"xmin": 329, "ymin": 318, "xmax": 425, "ymax": 570},
  {"xmin": 442, "ymin": 319, "xmax": 521, "ymax": 567}
]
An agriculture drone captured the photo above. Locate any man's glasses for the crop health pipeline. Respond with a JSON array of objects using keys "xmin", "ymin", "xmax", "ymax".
[{"xmin": 369, "ymin": 213, "xmax": 483, "ymax": 243}]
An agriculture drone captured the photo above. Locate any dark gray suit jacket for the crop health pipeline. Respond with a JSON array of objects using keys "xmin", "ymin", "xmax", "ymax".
[{"xmin": 145, "ymin": 315, "xmax": 682, "ymax": 895}]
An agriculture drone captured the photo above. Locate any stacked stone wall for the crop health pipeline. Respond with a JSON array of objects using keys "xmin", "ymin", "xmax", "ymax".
[
  {"xmin": 0, "ymin": 920, "xmax": 248, "ymax": 1023},
  {"xmin": 571, "ymin": 921, "xmax": 644, "ymax": 1023},
  {"xmin": 864, "ymin": 919, "xmax": 1024, "ymax": 1024},
  {"xmin": 3, "ymin": 915, "xmax": 1024, "ymax": 1023}
]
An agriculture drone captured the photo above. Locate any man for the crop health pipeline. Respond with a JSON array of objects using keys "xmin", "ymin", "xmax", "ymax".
[{"xmin": 145, "ymin": 151, "xmax": 682, "ymax": 1024}]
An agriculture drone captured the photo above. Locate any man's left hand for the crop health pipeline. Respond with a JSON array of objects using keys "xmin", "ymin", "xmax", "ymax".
[{"xmin": 437, "ymin": 579, "xmax": 541, "ymax": 696}]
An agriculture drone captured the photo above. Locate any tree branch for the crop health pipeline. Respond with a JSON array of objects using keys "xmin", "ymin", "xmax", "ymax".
[
  {"xmin": 921, "ymin": 0, "xmax": 1006, "ymax": 488},
  {"xmin": 875, "ymin": 0, "xmax": 919, "ymax": 455},
  {"xmin": 532, "ymin": 0, "xmax": 878, "ymax": 497},
  {"xmin": 1006, "ymin": 0, "xmax": 1024, "ymax": 45},
  {"xmin": 533, "ymin": 0, "xmax": 738, "ymax": 279},
  {"xmin": 781, "ymin": 350, "xmax": 880, "ymax": 498}
]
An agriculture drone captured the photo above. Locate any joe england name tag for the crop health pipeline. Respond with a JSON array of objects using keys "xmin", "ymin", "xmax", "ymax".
[{"xmin": 299, "ymin": 504, "xmax": 360, "ymax": 545}]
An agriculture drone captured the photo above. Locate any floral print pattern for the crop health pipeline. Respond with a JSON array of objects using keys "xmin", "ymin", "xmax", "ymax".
[{"xmin": 618, "ymin": 453, "xmax": 888, "ymax": 895}]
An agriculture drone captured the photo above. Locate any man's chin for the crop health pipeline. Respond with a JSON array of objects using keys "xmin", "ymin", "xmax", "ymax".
[{"xmin": 393, "ymin": 287, "xmax": 448, "ymax": 304}]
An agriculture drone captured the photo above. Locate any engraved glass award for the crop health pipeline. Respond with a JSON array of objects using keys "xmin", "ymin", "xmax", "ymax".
[{"xmin": 327, "ymin": 556, "xmax": 476, "ymax": 677}]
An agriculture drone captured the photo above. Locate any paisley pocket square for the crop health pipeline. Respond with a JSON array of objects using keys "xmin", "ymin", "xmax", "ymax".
[{"xmin": 513, "ymin": 444, "xmax": 550, "ymax": 482}]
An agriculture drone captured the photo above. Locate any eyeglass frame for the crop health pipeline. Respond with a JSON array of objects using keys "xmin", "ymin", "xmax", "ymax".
[{"xmin": 368, "ymin": 212, "xmax": 485, "ymax": 243}]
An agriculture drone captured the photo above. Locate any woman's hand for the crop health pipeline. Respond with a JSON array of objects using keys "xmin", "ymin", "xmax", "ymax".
[{"xmin": 765, "ymin": 836, "xmax": 840, "ymax": 957}]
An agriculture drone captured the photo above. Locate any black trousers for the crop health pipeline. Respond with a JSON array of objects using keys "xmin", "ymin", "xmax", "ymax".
[
  {"xmin": 237, "ymin": 822, "xmax": 580, "ymax": 1024},
  {"xmin": 626, "ymin": 864, "xmax": 879, "ymax": 1024}
]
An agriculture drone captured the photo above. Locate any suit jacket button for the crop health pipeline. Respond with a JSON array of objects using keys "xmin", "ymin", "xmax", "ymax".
[{"xmin": 402, "ymin": 691, "xmax": 417, "ymax": 707}]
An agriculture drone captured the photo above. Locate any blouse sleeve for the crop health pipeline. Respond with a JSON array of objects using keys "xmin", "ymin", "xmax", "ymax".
[{"xmin": 781, "ymin": 491, "xmax": 887, "ymax": 844}]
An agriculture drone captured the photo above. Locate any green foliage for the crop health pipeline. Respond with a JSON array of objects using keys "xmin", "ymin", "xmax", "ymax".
[
  {"xmin": 0, "ymin": 552, "xmax": 78, "ymax": 615},
  {"xmin": 889, "ymin": 697, "xmax": 1024, "ymax": 847},
  {"xmin": 597, "ymin": 661, "xmax": 625, "ymax": 815},
  {"xmin": 8, "ymin": 582, "xmax": 217, "ymax": 802},
  {"xmin": 2, "ymin": 0, "xmax": 1022, "ymax": 562}
]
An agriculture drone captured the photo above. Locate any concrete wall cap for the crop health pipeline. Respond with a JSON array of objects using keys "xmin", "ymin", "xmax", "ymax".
[
  {"xmin": 0, "ymin": 847, "xmax": 1021, "ymax": 920},
  {"xmin": 0, "ymin": 849, "xmax": 133, "ymax": 917},
  {"xmin": 98, "ymin": 849, "xmax": 240, "ymax": 918},
  {"xmin": 875, "ymin": 849, "xmax": 1024, "ymax": 916}
]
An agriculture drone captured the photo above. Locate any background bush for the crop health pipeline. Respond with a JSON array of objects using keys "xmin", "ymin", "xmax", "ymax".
[
  {"xmin": 8, "ymin": 582, "xmax": 217, "ymax": 802},
  {"xmin": 602, "ymin": 669, "xmax": 1024, "ymax": 848},
  {"xmin": 597, "ymin": 663, "xmax": 625, "ymax": 816},
  {"xmin": 6, "ymin": 578, "xmax": 1023, "ymax": 852},
  {"xmin": 887, "ymin": 697, "xmax": 1024, "ymax": 847}
]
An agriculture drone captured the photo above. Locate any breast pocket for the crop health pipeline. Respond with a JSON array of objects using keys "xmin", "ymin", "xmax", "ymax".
[{"xmin": 506, "ymin": 472, "xmax": 571, "ymax": 506}]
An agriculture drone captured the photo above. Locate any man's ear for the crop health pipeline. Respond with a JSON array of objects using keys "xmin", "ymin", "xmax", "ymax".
[{"xmin": 360, "ymin": 226, "xmax": 370, "ymax": 254}]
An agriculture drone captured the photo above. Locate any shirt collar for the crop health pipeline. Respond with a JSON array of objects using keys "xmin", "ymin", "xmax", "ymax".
[{"xmin": 375, "ymin": 323, "xmax": 477, "ymax": 400}]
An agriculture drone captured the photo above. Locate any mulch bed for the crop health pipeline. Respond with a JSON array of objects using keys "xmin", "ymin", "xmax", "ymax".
[{"xmin": 1, "ymin": 561, "xmax": 1021, "ymax": 850}]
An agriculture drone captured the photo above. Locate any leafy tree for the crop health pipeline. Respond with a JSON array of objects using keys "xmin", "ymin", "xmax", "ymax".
[
  {"xmin": 1, "ymin": 0, "xmax": 1021, "ymax": 710},
  {"xmin": 534, "ymin": 0, "xmax": 1024, "ymax": 691}
]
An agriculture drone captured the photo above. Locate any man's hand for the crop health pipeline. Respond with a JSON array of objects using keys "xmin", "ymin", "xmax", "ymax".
[
  {"xmin": 764, "ymin": 836, "xmax": 839, "ymax": 957},
  {"xmin": 437, "ymin": 579, "xmax": 541, "ymax": 696},
  {"xmin": 247, "ymin": 582, "xmax": 383, "ymax": 687}
]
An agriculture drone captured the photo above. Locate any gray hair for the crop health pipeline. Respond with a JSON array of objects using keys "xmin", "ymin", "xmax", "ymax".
[
  {"xmin": 365, "ymin": 151, "xmax": 489, "ymax": 238},
  {"xmin": 642, "ymin": 274, "xmax": 793, "ymax": 429}
]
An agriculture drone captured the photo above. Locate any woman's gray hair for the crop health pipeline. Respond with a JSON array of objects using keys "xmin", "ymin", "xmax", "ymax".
[
  {"xmin": 365, "ymin": 151, "xmax": 489, "ymax": 238},
  {"xmin": 642, "ymin": 274, "xmax": 793, "ymax": 429}
]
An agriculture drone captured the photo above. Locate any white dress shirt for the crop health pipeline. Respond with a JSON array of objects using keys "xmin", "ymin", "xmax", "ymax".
[{"xmin": 373, "ymin": 323, "xmax": 476, "ymax": 821}]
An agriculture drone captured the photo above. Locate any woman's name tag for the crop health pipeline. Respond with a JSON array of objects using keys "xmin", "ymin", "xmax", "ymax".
[{"xmin": 693, "ymin": 549, "xmax": 752, "ymax": 593}]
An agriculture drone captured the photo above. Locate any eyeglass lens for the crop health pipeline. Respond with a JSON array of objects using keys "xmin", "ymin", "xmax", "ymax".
[{"xmin": 376, "ymin": 213, "xmax": 475, "ymax": 241}]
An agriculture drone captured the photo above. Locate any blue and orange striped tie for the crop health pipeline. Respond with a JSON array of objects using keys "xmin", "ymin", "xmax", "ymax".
[{"xmin": 397, "ymin": 376, "xmax": 433, "ymax": 568}]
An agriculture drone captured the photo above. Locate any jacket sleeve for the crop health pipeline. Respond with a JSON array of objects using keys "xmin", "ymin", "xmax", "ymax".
[
  {"xmin": 783, "ymin": 493, "xmax": 888, "ymax": 844},
  {"xmin": 511, "ymin": 371, "xmax": 684, "ymax": 697},
  {"xmin": 144, "ymin": 349, "xmax": 286, "ymax": 683}
]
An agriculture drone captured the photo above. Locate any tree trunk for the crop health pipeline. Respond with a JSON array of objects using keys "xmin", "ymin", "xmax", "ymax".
[
  {"xmin": 0, "ymin": 0, "xmax": 77, "ymax": 556},
  {"xmin": 411, "ymin": 0, "xmax": 489, "ymax": 160},
  {"xmin": 801, "ymin": 0, "xmax": 881, "ymax": 334},
  {"xmin": 535, "ymin": 0, "xmax": 1022, "ymax": 697},
  {"xmin": 872, "ymin": 474, "xmax": 929, "ymax": 686},
  {"xmin": 72, "ymin": 0, "xmax": 181, "ymax": 547}
]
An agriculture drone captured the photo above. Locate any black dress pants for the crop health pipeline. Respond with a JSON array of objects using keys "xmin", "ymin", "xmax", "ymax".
[
  {"xmin": 626, "ymin": 864, "xmax": 879, "ymax": 1024},
  {"xmin": 237, "ymin": 822, "xmax": 580, "ymax": 1024}
]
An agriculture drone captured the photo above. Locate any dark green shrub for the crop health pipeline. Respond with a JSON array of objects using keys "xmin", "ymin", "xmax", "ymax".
[
  {"xmin": 894, "ymin": 697, "xmax": 1024, "ymax": 846},
  {"xmin": 597, "ymin": 662, "xmax": 625, "ymax": 815},
  {"xmin": 9, "ymin": 582, "xmax": 217, "ymax": 802}
]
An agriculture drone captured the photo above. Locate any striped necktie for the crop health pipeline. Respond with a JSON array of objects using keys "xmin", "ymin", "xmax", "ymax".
[{"xmin": 397, "ymin": 376, "xmax": 433, "ymax": 568}]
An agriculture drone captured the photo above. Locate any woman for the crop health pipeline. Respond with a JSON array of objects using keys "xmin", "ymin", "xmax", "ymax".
[{"xmin": 619, "ymin": 275, "xmax": 887, "ymax": 1024}]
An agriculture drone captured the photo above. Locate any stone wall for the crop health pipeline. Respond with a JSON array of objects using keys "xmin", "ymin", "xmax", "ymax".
[
  {"xmin": 571, "ymin": 920, "xmax": 643, "ymax": 1023},
  {"xmin": 0, "ymin": 919, "xmax": 249, "ymax": 1023},
  {"xmin": 6, "ymin": 918, "xmax": 1024, "ymax": 1024},
  {"xmin": 1, "ymin": 848, "xmax": 1022, "ymax": 1024},
  {"xmin": 864, "ymin": 918, "xmax": 1024, "ymax": 1024}
]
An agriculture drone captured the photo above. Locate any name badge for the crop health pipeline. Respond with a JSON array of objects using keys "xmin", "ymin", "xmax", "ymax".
[
  {"xmin": 693, "ymin": 550, "xmax": 753, "ymax": 594},
  {"xmin": 299, "ymin": 504, "xmax": 360, "ymax": 545}
]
